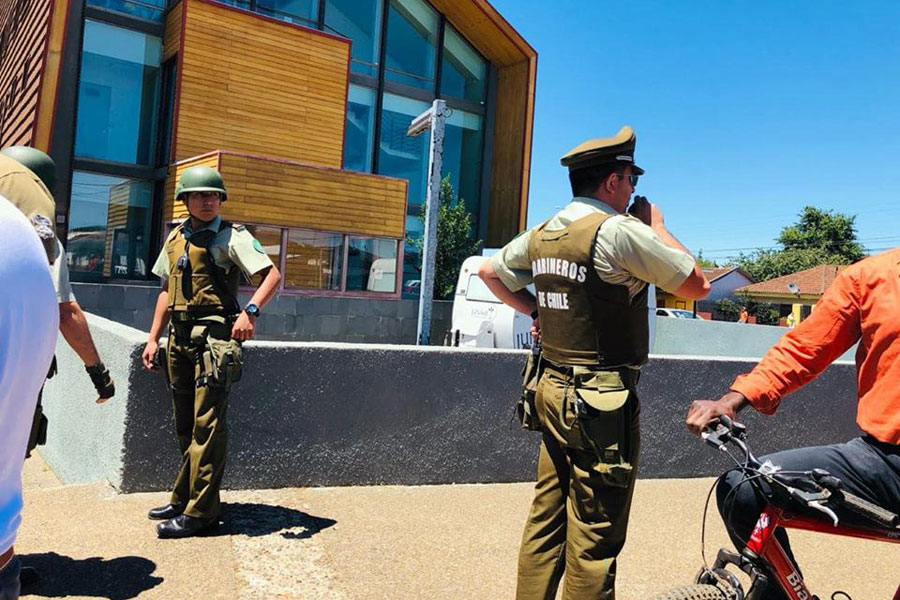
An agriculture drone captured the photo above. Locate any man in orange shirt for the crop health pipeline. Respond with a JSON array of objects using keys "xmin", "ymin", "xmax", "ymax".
[{"xmin": 686, "ymin": 249, "xmax": 900, "ymax": 599}]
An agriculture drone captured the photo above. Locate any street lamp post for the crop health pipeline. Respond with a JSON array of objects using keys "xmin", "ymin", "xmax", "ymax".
[{"xmin": 407, "ymin": 99, "xmax": 448, "ymax": 346}]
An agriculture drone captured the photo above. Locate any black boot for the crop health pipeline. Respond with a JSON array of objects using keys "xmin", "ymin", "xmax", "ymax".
[
  {"xmin": 156, "ymin": 514, "xmax": 217, "ymax": 539},
  {"xmin": 148, "ymin": 503, "xmax": 184, "ymax": 520}
]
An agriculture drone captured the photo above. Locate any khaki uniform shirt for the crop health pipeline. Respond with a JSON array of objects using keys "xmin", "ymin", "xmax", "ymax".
[
  {"xmin": 0, "ymin": 154, "xmax": 58, "ymax": 264},
  {"xmin": 151, "ymin": 216, "xmax": 274, "ymax": 280},
  {"xmin": 491, "ymin": 197, "xmax": 694, "ymax": 299},
  {"xmin": 50, "ymin": 239, "xmax": 74, "ymax": 303}
]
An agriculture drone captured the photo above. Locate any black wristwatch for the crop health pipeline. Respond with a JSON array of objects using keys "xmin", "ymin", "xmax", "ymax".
[{"xmin": 244, "ymin": 303, "xmax": 261, "ymax": 318}]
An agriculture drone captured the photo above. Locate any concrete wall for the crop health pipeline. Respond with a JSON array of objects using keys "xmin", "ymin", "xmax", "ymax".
[
  {"xmin": 70, "ymin": 283, "xmax": 453, "ymax": 345},
  {"xmin": 40, "ymin": 315, "xmax": 862, "ymax": 492},
  {"xmin": 651, "ymin": 316, "xmax": 857, "ymax": 361}
]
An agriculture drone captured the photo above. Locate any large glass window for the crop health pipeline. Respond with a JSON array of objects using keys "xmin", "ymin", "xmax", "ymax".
[
  {"xmin": 378, "ymin": 93, "xmax": 430, "ymax": 207},
  {"xmin": 346, "ymin": 237, "xmax": 398, "ymax": 293},
  {"xmin": 284, "ymin": 230, "xmax": 344, "ymax": 290},
  {"xmin": 86, "ymin": 0, "xmax": 167, "ymax": 22},
  {"xmin": 343, "ymin": 84, "xmax": 377, "ymax": 172},
  {"xmin": 324, "ymin": 0, "xmax": 382, "ymax": 77},
  {"xmin": 67, "ymin": 172, "xmax": 154, "ymax": 282},
  {"xmin": 384, "ymin": 0, "xmax": 438, "ymax": 91},
  {"xmin": 75, "ymin": 21, "xmax": 162, "ymax": 165},
  {"xmin": 442, "ymin": 108, "xmax": 483, "ymax": 229},
  {"xmin": 245, "ymin": 225, "xmax": 283, "ymax": 285},
  {"xmin": 256, "ymin": 0, "xmax": 319, "ymax": 25},
  {"xmin": 441, "ymin": 25, "xmax": 487, "ymax": 104}
]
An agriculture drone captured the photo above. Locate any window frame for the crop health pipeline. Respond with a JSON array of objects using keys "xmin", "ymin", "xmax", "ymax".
[{"xmin": 162, "ymin": 219, "xmax": 405, "ymax": 298}]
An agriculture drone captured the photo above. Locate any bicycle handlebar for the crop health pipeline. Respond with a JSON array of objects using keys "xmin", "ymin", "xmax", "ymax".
[{"xmin": 700, "ymin": 417, "xmax": 900, "ymax": 530}]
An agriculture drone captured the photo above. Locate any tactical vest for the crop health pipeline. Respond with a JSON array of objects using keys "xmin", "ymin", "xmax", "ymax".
[
  {"xmin": 528, "ymin": 212, "xmax": 649, "ymax": 367},
  {"xmin": 165, "ymin": 220, "xmax": 241, "ymax": 315}
]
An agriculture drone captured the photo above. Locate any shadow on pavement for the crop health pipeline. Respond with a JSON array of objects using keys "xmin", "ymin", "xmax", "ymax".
[
  {"xmin": 18, "ymin": 552, "xmax": 162, "ymax": 600},
  {"xmin": 215, "ymin": 502, "xmax": 337, "ymax": 539}
]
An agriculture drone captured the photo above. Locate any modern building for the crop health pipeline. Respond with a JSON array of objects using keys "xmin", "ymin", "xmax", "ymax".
[{"xmin": 1, "ymin": 0, "xmax": 536, "ymax": 302}]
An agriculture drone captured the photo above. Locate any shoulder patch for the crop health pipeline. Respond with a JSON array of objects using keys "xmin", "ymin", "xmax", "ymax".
[{"xmin": 252, "ymin": 239, "xmax": 266, "ymax": 254}]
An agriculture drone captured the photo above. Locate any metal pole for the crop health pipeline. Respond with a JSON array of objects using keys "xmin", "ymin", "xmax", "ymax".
[{"xmin": 416, "ymin": 99, "xmax": 447, "ymax": 345}]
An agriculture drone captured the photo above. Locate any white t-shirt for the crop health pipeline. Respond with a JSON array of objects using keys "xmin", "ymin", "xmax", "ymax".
[{"xmin": 0, "ymin": 196, "xmax": 59, "ymax": 555}]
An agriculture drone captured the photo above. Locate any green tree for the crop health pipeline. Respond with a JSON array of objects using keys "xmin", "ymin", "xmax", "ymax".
[
  {"xmin": 738, "ymin": 206, "xmax": 864, "ymax": 281},
  {"xmin": 696, "ymin": 251, "xmax": 718, "ymax": 269},
  {"xmin": 410, "ymin": 176, "xmax": 483, "ymax": 299}
]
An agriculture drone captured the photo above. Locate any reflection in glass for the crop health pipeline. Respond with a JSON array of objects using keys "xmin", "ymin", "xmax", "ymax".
[
  {"xmin": 244, "ymin": 225, "xmax": 283, "ymax": 285},
  {"xmin": 86, "ymin": 0, "xmax": 167, "ymax": 22},
  {"xmin": 285, "ymin": 230, "xmax": 343, "ymax": 290},
  {"xmin": 256, "ymin": 0, "xmax": 319, "ymax": 25},
  {"xmin": 402, "ymin": 213, "xmax": 423, "ymax": 297},
  {"xmin": 442, "ymin": 109, "xmax": 483, "ymax": 232},
  {"xmin": 384, "ymin": 0, "xmax": 437, "ymax": 91},
  {"xmin": 343, "ymin": 85, "xmax": 376, "ymax": 172},
  {"xmin": 75, "ymin": 21, "xmax": 161, "ymax": 165},
  {"xmin": 346, "ymin": 237, "xmax": 398, "ymax": 293},
  {"xmin": 378, "ymin": 93, "xmax": 430, "ymax": 207},
  {"xmin": 441, "ymin": 25, "xmax": 487, "ymax": 104},
  {"xmin": 325, "ymin": 0, "xmax": 382, "ymax": 77},
  {"xmin": 67, "ymin": 172, "xmax": 153, "ymax": 282}
]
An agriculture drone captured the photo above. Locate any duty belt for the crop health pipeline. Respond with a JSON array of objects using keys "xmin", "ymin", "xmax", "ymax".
[
  {"xmin": 542, "ymin": 360, "xmax": 641, "ymax": 388},
  {"xmin": 169, "ymin": 314, "xmax": 234, "ymax": 345}
]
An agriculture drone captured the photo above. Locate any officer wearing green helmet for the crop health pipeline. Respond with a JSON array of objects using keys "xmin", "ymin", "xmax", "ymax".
[
  {"xmin": 0, "ymin": 145, "xmax": 115, "ymax": 443},
  {"xmin": 0, "ymin": 145, "xmax": 58, "ymax": 263},
  {"xmin": 141, "ymin": 165, "xmax": 281, "ymax": 538}
]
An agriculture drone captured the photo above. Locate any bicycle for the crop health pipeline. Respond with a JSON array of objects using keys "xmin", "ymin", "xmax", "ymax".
[{"xmin": 654, "ymin": 416, "xmax": 900, "ymax": 600}]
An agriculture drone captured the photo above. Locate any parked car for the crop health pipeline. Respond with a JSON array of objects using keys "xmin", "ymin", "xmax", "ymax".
[{"xmin": 656, "ymin": 308, "xmax": 705, "ymax": 319}]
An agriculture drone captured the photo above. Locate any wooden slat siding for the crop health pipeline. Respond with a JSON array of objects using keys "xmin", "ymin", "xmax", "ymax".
[
  {"xmin": 102, "ymin": 182, "xmax": 132, "ymax": 278},
  {"xmin": 219, "ymin": 152, "xmax": 407, "ymax": 238},
  {"xmin": 163, "ymin": 152, "xmax": 221, "ymax": 222},
  {"xmin": 173, "ymin": 0, "xmax": 350, "ymax": 167},
  {"xmin": 487, "ymin": 60, "xmax": 529, "ymax": 246},
  {"xmin": 517, "ymin": 55, "xmax": 537, "ymax": 232},
  {"xmin": 33, "ymin": 0, "xmax": 70, "ymax": 151},
  {"xmin": 162, "ymin": 1, "xmax": 182, "ymax": 62},
  {"xmin": 0, "ymin": 0, "xmax": 53, "ymax": 147},
  {"xmin": 425, "ymin": 0, "xmax": 535, "ymax": 67}
]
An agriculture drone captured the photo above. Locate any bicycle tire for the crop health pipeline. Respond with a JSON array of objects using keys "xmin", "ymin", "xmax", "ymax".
[{"xmin": 652, "ymin": 584, "xmax": 728, "ymax": 600}]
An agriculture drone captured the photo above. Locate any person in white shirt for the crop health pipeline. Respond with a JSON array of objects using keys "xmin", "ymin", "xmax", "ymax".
[{"xmin": 0, "ymin": 196, "xmax": 59, "ymax": 599}]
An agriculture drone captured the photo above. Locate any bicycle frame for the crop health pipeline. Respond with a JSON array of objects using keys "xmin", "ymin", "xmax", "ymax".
[{"xmin": 746, "ymin": 504, "xmax": 900, "ymax": 600}]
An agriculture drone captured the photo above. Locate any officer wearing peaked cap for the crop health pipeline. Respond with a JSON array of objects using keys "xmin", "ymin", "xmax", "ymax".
[
  {"xmin": 479, "ymin": 126, "xmax": 710, "ymax": 599},
  {"xmin": 141, "ymin": 166, "xmax": 281, "ymax": 538}
]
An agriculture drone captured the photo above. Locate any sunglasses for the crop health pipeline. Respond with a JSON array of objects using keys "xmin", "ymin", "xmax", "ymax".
[{"xmin": 618, "ymin": 173, "xmax": 639, "ymax": 188}]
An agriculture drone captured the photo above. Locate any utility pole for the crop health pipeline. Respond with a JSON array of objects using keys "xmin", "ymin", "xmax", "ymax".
[{"xmin": 407, "ymin": 99, "xmax": 448, "ymax": 346}]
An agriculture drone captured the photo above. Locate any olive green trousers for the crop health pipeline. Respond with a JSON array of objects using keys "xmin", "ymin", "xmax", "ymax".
[
  {"xmin": 516, "ymin": 366, "xmax": 641, "ymax": 600},
  {"xmin": 165, "ymin": 332, "xmax": 230, "ymax": 522}
]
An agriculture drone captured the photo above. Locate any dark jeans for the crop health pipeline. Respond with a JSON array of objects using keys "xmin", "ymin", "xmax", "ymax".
[
  {"xmin": 716, "ymin": 436, "xmax": 900, "ymax": 599},
  {"xmin": 0, "ymin": 556, "xmax": 20, "ymax": 600}
]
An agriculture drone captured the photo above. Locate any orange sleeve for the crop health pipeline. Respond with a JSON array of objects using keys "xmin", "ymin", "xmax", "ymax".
[{"xmin": 731, "ymin": 269, "xmax": 862, "ymax": 414}]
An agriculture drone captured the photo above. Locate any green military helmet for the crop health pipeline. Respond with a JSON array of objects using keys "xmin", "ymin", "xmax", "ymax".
[
  {"xmin": 0, "ymin": 145, "xmax": 57, "ymax": 192},
  {"xmin": 175, "ymin": 166, "xmax": 228, "ymax": 202}
]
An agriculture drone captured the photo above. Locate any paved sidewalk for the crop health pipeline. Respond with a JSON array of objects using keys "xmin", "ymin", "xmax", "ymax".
[{"xmin": 17, "ymin": 457, "xmax": 899, "ymax": 599}]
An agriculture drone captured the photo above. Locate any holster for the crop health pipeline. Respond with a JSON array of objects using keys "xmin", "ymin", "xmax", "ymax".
[
  {"xmin": 571, "ymin": 367, "xmax": 639, "ymax": 487},
  {"xmin": 517, "ymin": 347, "xmax": 543, "ymax": 431},
  {"xmin": 27, "ymin": 388, "xmax": 48, "ymax": 457}
]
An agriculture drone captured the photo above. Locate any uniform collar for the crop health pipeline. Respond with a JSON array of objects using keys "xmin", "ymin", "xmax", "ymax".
[
  {"xmin": 571, "ymin": 196, "xmax": 620, "ymax": 215},
  {"xmin": 182, "ymin": 215, "xmax": 221, "ymax": 237}
]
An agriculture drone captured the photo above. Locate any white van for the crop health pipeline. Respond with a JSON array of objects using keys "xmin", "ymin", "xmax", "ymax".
[{"xmin": 448, "ymin": 255, "xmax": 657, "ymax": 350}]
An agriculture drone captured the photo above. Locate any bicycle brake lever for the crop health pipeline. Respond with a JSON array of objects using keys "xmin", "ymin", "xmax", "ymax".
[{"xmin": 808, "ymin": 500, "xmax": 839, "ymax": 527}]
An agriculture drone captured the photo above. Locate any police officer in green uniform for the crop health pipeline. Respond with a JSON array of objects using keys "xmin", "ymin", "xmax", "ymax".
[
  {"xmin": 0, "ymin": 146, "xmax": 115, "ymax": 453},
  {"xmin": 140, "ymin": 166, "xmax": 281, "ymax": 538},
  {"xmin": 479, "ymin": 127, "xmax": 711, "ymax": 599}
]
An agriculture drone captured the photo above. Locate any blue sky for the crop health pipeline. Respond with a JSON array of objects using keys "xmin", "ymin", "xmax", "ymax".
[{"xmin": 488, "ymin": 0, "xmax": 900, "ymax": 264}]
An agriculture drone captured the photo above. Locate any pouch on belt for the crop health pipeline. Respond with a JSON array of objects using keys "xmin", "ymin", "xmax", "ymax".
[
  {"xmin": 517, "ymin": 346, "xmax": 543, "ymax": 431},
  {"xmin": 573, "ymin": 368, "xmax": 635, "ymax": 487}
]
